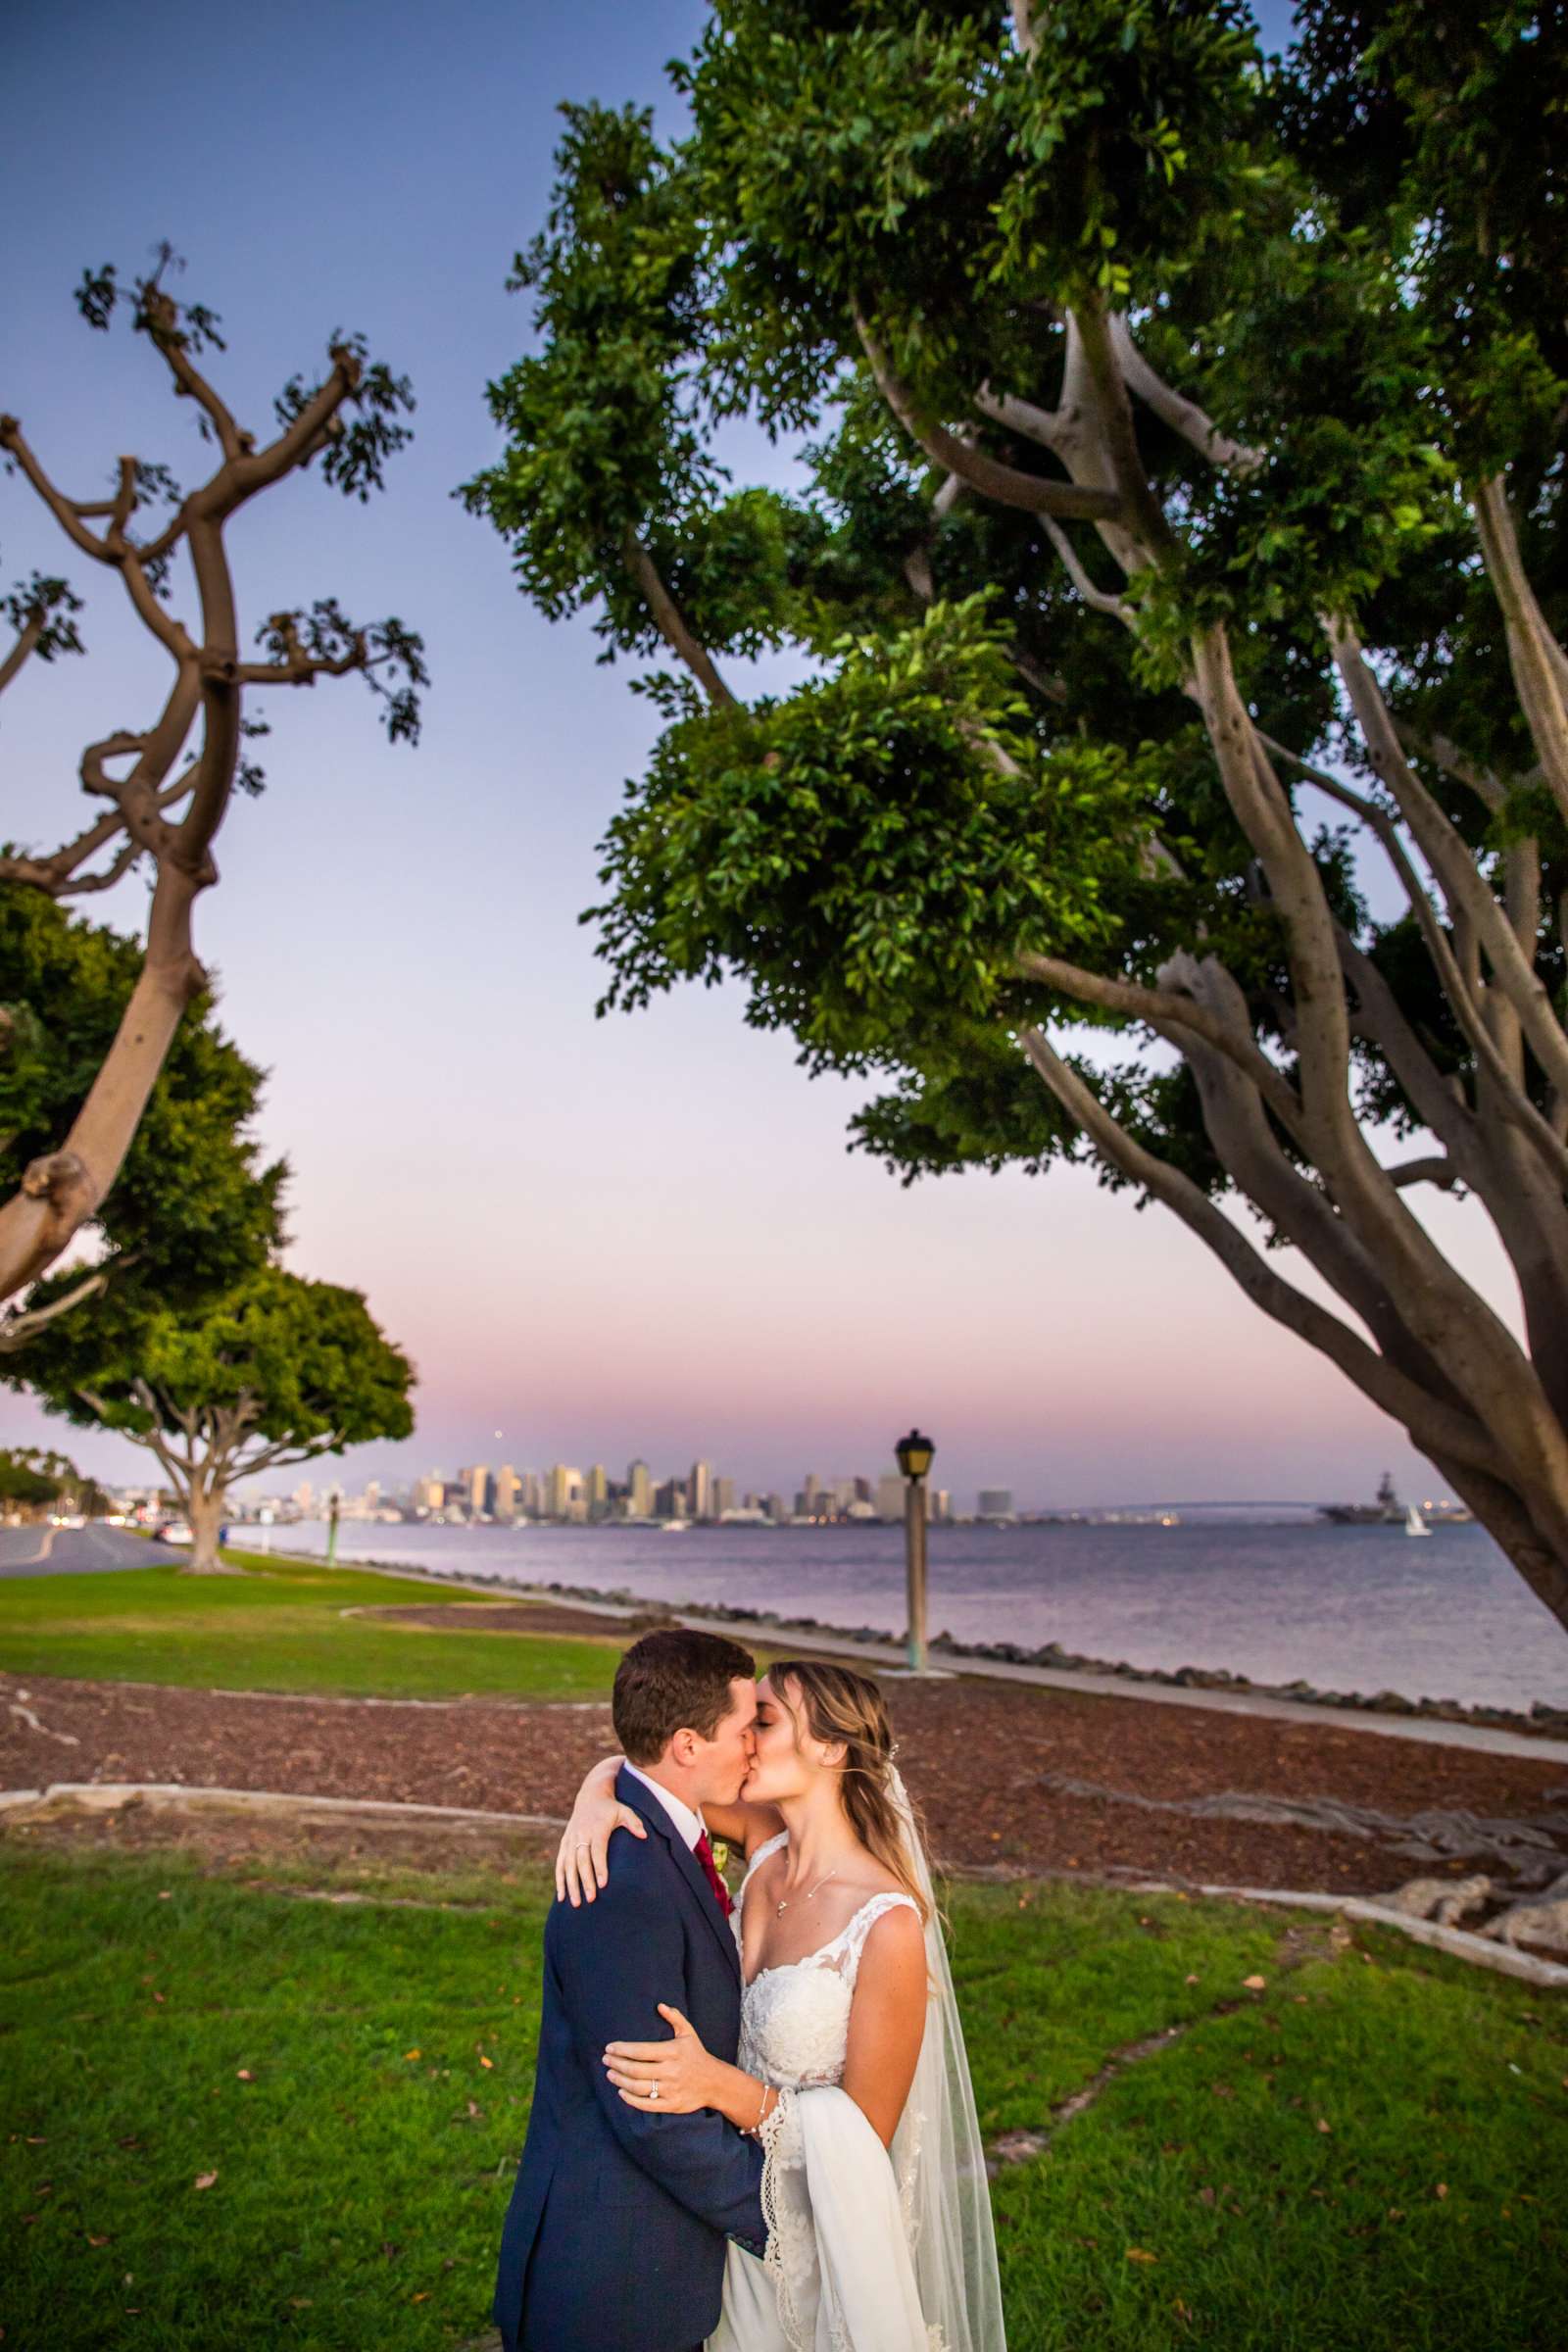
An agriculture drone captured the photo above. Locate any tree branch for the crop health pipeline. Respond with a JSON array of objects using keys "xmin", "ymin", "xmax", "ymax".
[
  {"xmin": 1015, "ymin": 948, "xmax": 1304, "ymax": 1133},
  {"xmin": 0, "ymin": 1262, "xmax": 113, "ymax": 1352},
  {"xmin": 0, "ymin": 417, "xmax": 117, "ymax": 564},
  {"xmin": 1394, "ymin": 721, "xmax": 1505, "ymax": 815},
  {"xmin": 1016, "ymin": 1024, "xmax": 1507, "ymax": 1479},
  {"xmin": 1387, "ymin": 1155, "xmax": 1460, "ymax": 1190},
  {"xmin": 622, "ymin": 530, "xmax": 736, "ymax": 707},
  {"xmin": 1266, "ymin": 731, "xmax": 1568, "ymax": 1189},
  {"xmin": 856, "ymin": 313, "xmax": 1123, "ymax": 523},
  {"xmin": 1106, "ymin": 315, "xmax": 1264, "ymax": 476},
  {"xmin": 1068, "ymin": 299, "xmax": 1177, "ymax": 556},
  {"xmin": 138, "ymin": 287, "xmax": 248, "ymax": 463},
  {"xmin": 972, "ymin": 383, "xmax": 1070, "ymax": 458},
  {"xmin": 234, "ymin": 1433, "xmax": 343, "ymax": 1480},
  {"xmin": 1471, "ymin": 473, "xmax": 1568, "ymax": 827},
  {"xmin": 1322, "ymin": 622, "xmax": 1568, "ymax": 1103},
  {"xmin": 0, "ymin": 610, "xmax": 44, "ymax": 695},
  {"xmin": 1040, "ymin": 514, "xmax": 1133, "ymax": 624}
]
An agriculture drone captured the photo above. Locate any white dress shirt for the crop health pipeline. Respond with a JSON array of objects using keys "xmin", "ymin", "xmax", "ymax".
[{"xmin": 622, "ymin": 1761, "xmax": 706, "ymax": 1851}]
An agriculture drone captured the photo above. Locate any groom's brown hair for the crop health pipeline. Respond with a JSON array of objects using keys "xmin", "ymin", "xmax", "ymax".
[{"xmin": 612, "ymin": 1627, "xmax": 757, "ymax": 1763}]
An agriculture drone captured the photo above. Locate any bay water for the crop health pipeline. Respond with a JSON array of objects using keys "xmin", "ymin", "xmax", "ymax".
[{"xmin": 275, "ymin": 1515, "xmax": 1568, "ymax": 1715}]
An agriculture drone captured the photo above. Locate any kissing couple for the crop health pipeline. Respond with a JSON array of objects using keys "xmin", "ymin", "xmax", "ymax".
[{"xmin": 493, "ymin": 1626, "xmax": 1006, "ymax": 2351}]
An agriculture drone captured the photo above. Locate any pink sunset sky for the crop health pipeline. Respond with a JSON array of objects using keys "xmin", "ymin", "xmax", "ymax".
[{"xmin": 3, "ymin": 0, "xmax": 1511, "ymax": 1514}]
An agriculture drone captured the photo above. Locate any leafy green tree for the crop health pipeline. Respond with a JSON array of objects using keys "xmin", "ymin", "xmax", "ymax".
[
  {"xmin": 0, "ymin": 884, "xmax": 284, "ymax": 1349},
  {"xmin": 0, "ymin": 246, "xmax": 425, "ymax": 1318},
  {"xmin": 466, "ymin": 1, "xmax": 1568, "ymax": 1630},
  {"xmin": 24, "ymin": 1266, "xmax": 416, "ymax": 1572},
  {"xmin": 0, "ymin": 1447, "xmax": 71, "ymax": 1514},
  {"xmin": 0, "ymin": 1447, "xmax": 112, "ymax": 1518}
]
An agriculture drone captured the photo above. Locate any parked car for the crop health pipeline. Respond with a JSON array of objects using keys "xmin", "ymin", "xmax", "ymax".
[{"xmin": 153, "ymin": 1521, "xmax": 193, "ymax": 1546}]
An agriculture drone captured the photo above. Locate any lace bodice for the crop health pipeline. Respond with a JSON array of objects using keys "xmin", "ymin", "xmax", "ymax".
[{"xmin": 736, "ymin": 1833, "xmax": 920, "ymax": 2092}]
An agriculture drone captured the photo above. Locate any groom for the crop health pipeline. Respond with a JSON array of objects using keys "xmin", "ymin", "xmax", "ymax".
[{"xmin": 494, "ymin": 1628, "xmax": 767, "ymax": 2352}]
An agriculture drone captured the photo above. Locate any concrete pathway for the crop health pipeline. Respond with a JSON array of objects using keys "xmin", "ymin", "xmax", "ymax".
[{"xmin": 502, "ymin": 1585, "xmax": 1568, "ymax": 1767}]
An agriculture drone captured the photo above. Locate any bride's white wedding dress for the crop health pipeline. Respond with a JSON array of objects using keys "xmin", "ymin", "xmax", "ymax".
[{"xmin": 707, "ymin": 1781, "xmax": 1006, "ymax": 2352}]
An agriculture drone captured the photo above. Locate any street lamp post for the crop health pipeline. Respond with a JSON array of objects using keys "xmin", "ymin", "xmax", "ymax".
[
  {"xmin": 895, "ymin": 1429, "xmax": 936, "ymax": 1674},
  {"xmin": 326, "ymin": 1488, "xmax": 341, "ymax": 1567}
]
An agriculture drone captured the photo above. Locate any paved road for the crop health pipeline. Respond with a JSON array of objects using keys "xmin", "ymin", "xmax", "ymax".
[{"xmin": 0, "ymin": 1523, "xmax": 182, "ymax": 1576}]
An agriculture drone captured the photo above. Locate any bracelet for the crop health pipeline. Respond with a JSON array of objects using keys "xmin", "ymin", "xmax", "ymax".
[{"xmin": 745, "ymin": 2082, "xmax": 774, "ymax": 2137}]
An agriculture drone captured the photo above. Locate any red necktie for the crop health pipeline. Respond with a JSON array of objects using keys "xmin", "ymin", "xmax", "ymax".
[{"xmin": 694, "ymin": 1830, "xmax": 734, "ymax": 1918}]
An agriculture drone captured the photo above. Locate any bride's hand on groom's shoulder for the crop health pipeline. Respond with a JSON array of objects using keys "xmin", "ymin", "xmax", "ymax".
[
  {"xmin": 603, "ymin": 2004, "xmax": 716, "ymax": 2115},
  {"xmin": 556, "ymin": 1772, "xmax": 646, "ymax": 1907}
]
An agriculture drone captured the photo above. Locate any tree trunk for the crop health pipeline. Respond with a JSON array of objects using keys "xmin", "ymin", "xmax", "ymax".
[{"xmin": 181, "ymin": 1480, "xmax": 238, "ymax": 1575}]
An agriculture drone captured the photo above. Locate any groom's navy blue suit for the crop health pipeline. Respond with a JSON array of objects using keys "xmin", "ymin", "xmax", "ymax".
[{"xmin": 494, "ymin": 1769, "xmax": 766, "ymax": 2352}]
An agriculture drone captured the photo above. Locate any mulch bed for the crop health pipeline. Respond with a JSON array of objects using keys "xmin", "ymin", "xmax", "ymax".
[{"xmin": 6, "ymin": 1665, "xmax": 1566, "ymax": 1902}]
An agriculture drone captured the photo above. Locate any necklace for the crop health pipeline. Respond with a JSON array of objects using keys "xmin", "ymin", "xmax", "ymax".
[{"xmin": 776, "ymin": 1865, "xmax": 840, "ymax": 1917}]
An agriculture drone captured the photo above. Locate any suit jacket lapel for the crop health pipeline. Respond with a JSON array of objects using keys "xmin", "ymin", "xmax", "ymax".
[{"xmin": 615, "ymin": 1767, "xmax": 740, "ymax": 1984}]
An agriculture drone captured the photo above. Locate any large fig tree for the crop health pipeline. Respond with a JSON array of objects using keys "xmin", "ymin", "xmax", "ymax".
[{"xmin": 466, "ymin": 1, "xmax": 1568, "ymax": 1634}]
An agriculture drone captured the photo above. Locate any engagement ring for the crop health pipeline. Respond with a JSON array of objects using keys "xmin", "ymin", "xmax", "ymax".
[{"xmin": 648, "ymin": 2081, "xmax": 662, "ymax": 2101}]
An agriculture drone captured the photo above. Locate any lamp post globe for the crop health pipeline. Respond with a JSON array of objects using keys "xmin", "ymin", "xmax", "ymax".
[{"xmin": 894, "ymin": 1429, "xmax": 936, "ymax": 1672}]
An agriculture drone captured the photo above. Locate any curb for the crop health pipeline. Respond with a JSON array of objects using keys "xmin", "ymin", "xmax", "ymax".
[
  {"xmin": 0, "ymin": 1781, "xmax": 565, "ymax": 1831},
  {"xmin": 1182, "ymin": 1880, "xmax": 1568, "ymax": 1988}
]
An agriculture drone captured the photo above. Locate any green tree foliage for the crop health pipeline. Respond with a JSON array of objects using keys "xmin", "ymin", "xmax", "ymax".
[
  {"xmin": 0, "ymin": 884, "xmax": 284, "ymax": 1348},
  {"xmin": 0, "ymin": 1446, "xmax": 111, "ymax": 1515},
  {"xmin": 466, "ymin": 1, "xmax": 1568, "ymax": 1626},
  {"xmin": 23, "ymin": 1266, "xmax": 416, "ymax": 1572}
]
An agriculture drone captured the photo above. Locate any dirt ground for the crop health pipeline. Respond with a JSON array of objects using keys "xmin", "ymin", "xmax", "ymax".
[{"xmin": 6, "ymin": 1663, "xmax": 1567, "ymax": 1908}]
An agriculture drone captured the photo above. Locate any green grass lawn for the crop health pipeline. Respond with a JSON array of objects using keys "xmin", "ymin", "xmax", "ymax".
[
  {"xmin": 2, "ymin": 1842, "xmax": 1561, "ymax": 2351},
  {"xmin": 0, "ymin": 1548, "xmax": 625, "ymax": 1700}
]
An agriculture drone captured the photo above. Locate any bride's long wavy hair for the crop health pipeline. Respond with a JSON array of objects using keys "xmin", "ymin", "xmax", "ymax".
[{"xmin": 767, "ymin": 1657, "xmax": 931, "ymax": 1926}]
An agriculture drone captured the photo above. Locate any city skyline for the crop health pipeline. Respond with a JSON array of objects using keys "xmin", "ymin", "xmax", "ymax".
[
  {"xmin": 1, "ymin": 0, "xmax": 1504, "ymax": 1533},
  {"xmin": 255, "ymin": 1456, "xmax": 957, "ymax": 1529}
]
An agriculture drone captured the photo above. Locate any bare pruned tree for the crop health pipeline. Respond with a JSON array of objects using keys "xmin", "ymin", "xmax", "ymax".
[{"xmin": 0, "ymin": 245, "xmax": 425, "ymax": 1335}]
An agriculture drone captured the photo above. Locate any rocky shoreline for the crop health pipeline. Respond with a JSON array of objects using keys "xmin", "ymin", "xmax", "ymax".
[{"xmin": 305, "ymin": 1551, "xmax": 1568, "ymax": 1742}]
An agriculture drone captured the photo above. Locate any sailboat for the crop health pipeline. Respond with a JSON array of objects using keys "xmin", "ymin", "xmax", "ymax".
[{"xmin": 1404, "ymin": 1502, "xmax": 1432, "ymax": 1538}]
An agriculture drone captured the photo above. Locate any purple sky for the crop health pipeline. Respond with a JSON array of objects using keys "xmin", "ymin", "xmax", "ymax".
[{"xmin": 3, "ymin": 2, "xmax": 1512, "ymax": 1513}]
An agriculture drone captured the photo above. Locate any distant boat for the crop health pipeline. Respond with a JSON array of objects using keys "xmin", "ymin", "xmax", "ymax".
[
  {"xmin": 1319, "ymin": 1471, "xmax": 1403, "ymax": 1525},
  {"xmin": 661, "ymin": 1518, "xmax": 692, "ymax": 1533},
  {"xmin": 1404, "ymin": 1503, "xmax": 1432, "ymax": 1538}
]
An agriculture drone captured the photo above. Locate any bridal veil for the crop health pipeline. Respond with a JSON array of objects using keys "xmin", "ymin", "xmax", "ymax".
[{"xmin": 885, "ymin": 1762, "xmax": 1007, "ymax": 2352}]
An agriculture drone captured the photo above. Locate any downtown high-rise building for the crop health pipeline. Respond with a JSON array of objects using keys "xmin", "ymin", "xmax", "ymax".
[
  {"xmin": 626, "ymin": 1458, "xmax": 653, "ymax": 1517},
  {"xmin": 549, "ymin": 1464, "xmax": 584, "ymax": 1521},
  {"xmin": 689, "ymin": 1460, "xmax": 713, "ymax": 1522}
]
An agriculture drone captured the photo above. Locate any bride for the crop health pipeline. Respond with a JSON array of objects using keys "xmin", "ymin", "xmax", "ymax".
[{"xmin": 558, "ymin": 1656, "xmax": 1007, "ymax": 2351}]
